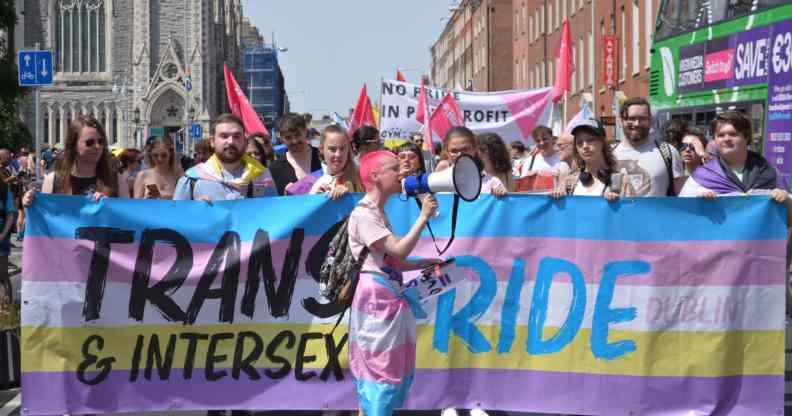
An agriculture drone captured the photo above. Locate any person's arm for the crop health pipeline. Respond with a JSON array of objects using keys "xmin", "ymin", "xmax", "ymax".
[
  {"xmin": 171, "ymin": 176, "xmax": 192, "ymax": 201},
  {"xmin": 0, "ymin": 189, "xmax": 15, "ymax": 240},
  {"xmin": 379, "ymin": 194, "xmax": 437, "ymax": 260},
  {"xmin": 117, "ymin": 174, "xmax": 130, "ymax": 199},
  {"xmin": 670, "ymin": 146, "xmax": 686, "ymax": 195},
  {"xmin": 133, "ymin": 171, "xmax": 146, "ymax": 199}
]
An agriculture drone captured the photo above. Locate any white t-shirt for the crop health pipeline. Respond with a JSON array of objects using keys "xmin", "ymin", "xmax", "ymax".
[
  {"xmin": 481, "ymin": 174, "xmax": 506, "ymax": 194},
  {"xmin": 614, "ymin": 140, "xmax": 683, "ymax": 197},
  {"xmin": 520, "ymin": 152, "xmax": 568, "ymax": 177},
  {"xmin": 573, "ymin": 177, "xmax": 607, "ymax": 196}
]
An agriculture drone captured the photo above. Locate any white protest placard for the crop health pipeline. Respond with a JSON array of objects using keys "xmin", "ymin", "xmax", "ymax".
[{"xmin": 378, "ymin": 80, "xmax": 554, "ymax": 144}]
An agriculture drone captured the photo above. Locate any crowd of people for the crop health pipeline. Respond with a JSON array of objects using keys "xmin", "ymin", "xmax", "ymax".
[{"xmin": 2, "ymin": 95, "xmax": 790, "ymax": 416}]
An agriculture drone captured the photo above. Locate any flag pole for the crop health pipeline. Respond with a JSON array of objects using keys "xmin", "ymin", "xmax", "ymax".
[{"xmin": 563, "ymin": 91, "xmax": 568, "ymax": 128}]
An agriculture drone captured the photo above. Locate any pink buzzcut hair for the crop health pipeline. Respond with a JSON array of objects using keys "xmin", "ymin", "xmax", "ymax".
[{"xmin": 359, "ymin": 150, "xmax": 397, "ymax": 191}]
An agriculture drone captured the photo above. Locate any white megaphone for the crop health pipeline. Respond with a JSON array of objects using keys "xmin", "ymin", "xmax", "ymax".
[{"xmin": 402, "ymin": 154, "xmax": 482, "ymax": 201}]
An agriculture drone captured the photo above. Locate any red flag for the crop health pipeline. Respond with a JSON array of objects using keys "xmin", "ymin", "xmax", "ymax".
[
  {"xmin": 428, "ymin": 92, "xmax": 464, "ymax": 143},
  {"xmin": 396, "ymin": 69, "xmax": 407, "ymax": 82},
  {"xmin": 552, "ymin": 19, "xmax": 575, "ymax": 103},
  {"xmin": 415, "ymin": 83, "xmax": 433, "ymax": 154},
  {"xmin": 348, "ymin": 84, "xmax": 375, "ymax": 137},
  {"xmin": 224, "ymin": 64, "xmax": 269, "ymax": 136}
]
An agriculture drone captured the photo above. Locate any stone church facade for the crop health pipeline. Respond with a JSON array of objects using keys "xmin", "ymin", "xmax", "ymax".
[{"xmin": 20, "ymin": 0, "xmax": 246, "ymax": 150}]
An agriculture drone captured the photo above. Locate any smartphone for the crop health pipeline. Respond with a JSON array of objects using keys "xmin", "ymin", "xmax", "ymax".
[{"xmin": 146, "ymin": 184, "xmax": 160, "ymax": 196}]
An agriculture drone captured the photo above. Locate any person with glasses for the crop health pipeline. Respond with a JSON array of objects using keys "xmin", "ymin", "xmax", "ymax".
[
  {"xmin": 269, "ymin": 113, "xmax": 323, "ymax": 195},
  {"xmin": 173, "ymin": 114, "xmax": 277, "ymax": 201},
  {"xmin": 22, "ymin": 114, "xmax": 127, "ymax": 205},
  {"xmin": 679, "ymin": 129, "xmax": 709, "ymax": 176},
  {"xmin": 397, "ymin": 141, "xmax": 427, "ymax": 180},
  {"xmin": 133, "ymin": 136, "xmax": 182, "ymax": 200},
  {"xmin": 434, "ymin": 126, "xmax": 480, "ymax": 173},
  {"xmin": 613, "ymin": 97, "xmax": 684, "ymax": 196}
]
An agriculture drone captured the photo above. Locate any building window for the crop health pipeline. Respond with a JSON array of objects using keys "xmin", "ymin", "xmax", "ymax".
[
  {"xmin": 515, "ymin": 61, "xmax": 520, "ymax": 86},
  {"xmin": 578, "ymin": 36, "xmax": 585, "ymax": 90},
  {"xmin": 54, "ymin": 0, "xmax": 107, "ymax": 74},
  {"xmin": 522, "ymin": 56, "xmax": 527, "ymax": 88},
  {"xmin": 632, "ymin": 0, "xmax": 640, "ymax": 75},
  {"xmin": 528, "ymin": 12, "xmax": 533, "ymax": 42},
  {"xmin": 555, "ymin": 0, "xmax": 560, "ymax": 28},
  {"xmin": 563, "ymin": 0, "xmax": 567, "ymax": 19},
  {"xmin": 539, "ymin": 6, "xmax": 545, "ymax": 34},
  {"xmin": 620, "ymin": 7, "xmax": 627, "ymax": 81},
  {"xmin": 548, "ymin": 2, "xmax": 554, "ymax": 32},
  {"xmin": 514, "ymin": 10, "xmax": 519, "ymax": 39}
]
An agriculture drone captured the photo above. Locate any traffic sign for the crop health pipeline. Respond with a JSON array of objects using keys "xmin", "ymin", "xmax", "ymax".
[
  {"xmin": 18, "ymin": 50, "xmax": 54, "ymax": 86},
  {"xmin": 190, "ymin": 122, "xmax": 202, "ymax": 139}
]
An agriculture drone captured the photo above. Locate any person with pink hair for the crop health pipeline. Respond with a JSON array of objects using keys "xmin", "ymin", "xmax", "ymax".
[{"xmin": 347, "ymin": 150, "xmax": 440, "ymax": 416}]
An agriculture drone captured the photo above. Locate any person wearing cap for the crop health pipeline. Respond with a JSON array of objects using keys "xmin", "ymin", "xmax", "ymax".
[
  {"xmin": 352, "ymin": 125, "xmax": 383, "ymax": 161},
  {"xmin": 552, "ymin": 118, "xmax": 635, "ymax": 200}
]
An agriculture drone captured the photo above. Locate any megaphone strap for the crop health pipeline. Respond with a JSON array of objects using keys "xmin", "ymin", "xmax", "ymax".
[{"xmin": 416, "ymin": 194, "xmax": 460, "ymax": 256}]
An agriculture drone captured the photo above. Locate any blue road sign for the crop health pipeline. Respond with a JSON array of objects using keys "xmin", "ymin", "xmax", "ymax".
[
  {"xmin": 190, "ymin": 123, "xmax": 202, "ymax": 139},
  {"xmin": 18, "ymin": 50, "xmax": 54, "ymax": 86}
]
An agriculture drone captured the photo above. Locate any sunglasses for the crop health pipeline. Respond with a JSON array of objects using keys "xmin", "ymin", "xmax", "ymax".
[
  {"xmin": 84, "ymin": 138, "xmax": 105, "ymax": 148},
  {"xmin": 679, "ymin": 143, "xmax": 695, "ymax": 152}
]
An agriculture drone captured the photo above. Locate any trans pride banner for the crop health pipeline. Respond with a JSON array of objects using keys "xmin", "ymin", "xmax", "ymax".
[
  {"xmin": 21, "ymin": 194, "xmax": 786, "ymax": 415},
  {"xmin": 379, "ymin": 79, "xmax": 553, "ymax": 143}
]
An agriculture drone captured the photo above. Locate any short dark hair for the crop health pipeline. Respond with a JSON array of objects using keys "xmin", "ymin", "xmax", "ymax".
[
  {"xmin": 510, "ymin": 141, "xmax": 527, "ymax": 153},
  {"xmin": 531, "ymin": 125, "xmax": 552, "ymax": 140},
  {"xmin": 396, "ymin": 141, "xmax": 427, "ymax": 175},
  {"xmin": 278, "ymin": 113, "xmax": 308, "ymax": 136},
  {"xmin": 213, "ymin": 113, "xmax": 244, "ymax": 134},
  {"xmin": 711, "ymin": 110, "xmax": 753, "ymax": 143},
  {"xmin": 352, "ymin": 125, "xmax": 380, "ymax": 147},
  {"xmin": 683, "ymin": 127, "xmax": 708, "ymax": 149},
  {"xmin": 660, "ymin": 118, "xmax": 689, "ymax": 147},
  {"xmin": 620, "ymin": 97, "xmax": 651, "ymax": 118}
]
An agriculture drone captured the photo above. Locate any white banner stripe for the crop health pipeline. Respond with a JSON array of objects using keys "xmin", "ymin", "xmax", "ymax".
[{"xmin": 22, "ymin": 280, "xmax": 783, "ymax": 332}]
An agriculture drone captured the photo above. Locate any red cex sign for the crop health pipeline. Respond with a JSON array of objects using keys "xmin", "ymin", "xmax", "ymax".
[{"xmin": 603, "ymin": 35, "xmax": 617, "ymax": 87}]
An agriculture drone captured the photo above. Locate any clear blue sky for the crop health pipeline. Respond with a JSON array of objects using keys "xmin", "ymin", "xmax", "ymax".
[{"xmin": 241, "ymin": 1, "xmax": 452, "ymax": 119}]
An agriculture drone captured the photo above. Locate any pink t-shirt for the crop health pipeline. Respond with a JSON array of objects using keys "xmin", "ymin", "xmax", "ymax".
[{"xmin": 347, "ymin": 197, "xmax": 404, "ymax": 283}]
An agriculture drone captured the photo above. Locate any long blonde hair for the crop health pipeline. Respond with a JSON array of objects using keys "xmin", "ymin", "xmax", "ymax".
[
  {"xmin": 144, "ymin": 136, "xmax": 183, "ymax": 177},
  {"xmin": 320, "ymin": 125, "xmax": 363, "ymax": 192}
]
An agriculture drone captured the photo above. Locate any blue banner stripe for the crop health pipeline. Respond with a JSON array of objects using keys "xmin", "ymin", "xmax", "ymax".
[{"xmin": 26, "ymin": 193, "xmax": 786, "ymax": 243}]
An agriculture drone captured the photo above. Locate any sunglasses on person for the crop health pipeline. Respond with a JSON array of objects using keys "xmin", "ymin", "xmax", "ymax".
[
  {"xmin": 679, "ymin": 143, "xmax": 695, "ymax": 152},
  {"xmin": 84, "ymin": 138, "xmax": 105, "ymax": 148}
]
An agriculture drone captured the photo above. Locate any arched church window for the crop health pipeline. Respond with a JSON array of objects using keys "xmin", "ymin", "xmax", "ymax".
[{"xmin": 54, "ymin": 0, "xmax": 107, "ymax": 73}]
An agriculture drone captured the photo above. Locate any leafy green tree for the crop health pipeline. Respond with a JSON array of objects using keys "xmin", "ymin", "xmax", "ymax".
[{"xmin": 0, "ymin": 0, "xmax": 31, "ymax": 151}]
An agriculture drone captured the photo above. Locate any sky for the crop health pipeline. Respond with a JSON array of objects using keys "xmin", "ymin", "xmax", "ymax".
[{"xmin": 241, "ymin": 1, "xmax": 452, "ymax": 119}]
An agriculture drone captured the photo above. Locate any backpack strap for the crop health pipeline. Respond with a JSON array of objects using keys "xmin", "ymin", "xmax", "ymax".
[
  {"xmin": 656, "ymin": 140, "xmax": 675, "ymax": 196},
  {"xmin": 528, "ymin": 153, "xmax": 537, "ymax": 171},
  {"xmin": 329, "ymin": 244, "xmax": 369, "ymax": 334},
  {"xmin": 187, "ymin": 177, "xmax": 198, "ymax": 200}
]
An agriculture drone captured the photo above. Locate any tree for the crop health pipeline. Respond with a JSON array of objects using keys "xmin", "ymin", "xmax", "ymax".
[{"xmin": 0, "ymin": 0, "xmax": 31, "ymax": 151}]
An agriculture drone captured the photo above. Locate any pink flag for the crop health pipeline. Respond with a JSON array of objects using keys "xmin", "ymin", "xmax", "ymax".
[
  {"xmin": 415, "ymin": 83, "xmax": 433, "ymax": 154},
  {"xmin": 429, "ymin": 92, "xmax": 464, "ymax": 142},
  {"xmin": 552, "ymin": 19, "xmax": 575, "ymax": 103},
  {"xmin": 224, "ymin": 64, "xmax": 269, "ymax": 136},
  {"xmin": 348, "ymin": 84, "xmax": 375, "ymax": 137}
]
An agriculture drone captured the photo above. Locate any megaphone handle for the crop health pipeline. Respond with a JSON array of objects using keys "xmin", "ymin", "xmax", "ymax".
[{"xmin": 415, "ymin": 194, "xmax": 460, "ymax": 256}]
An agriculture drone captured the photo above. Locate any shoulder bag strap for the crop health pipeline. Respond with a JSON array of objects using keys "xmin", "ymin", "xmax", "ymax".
[{"xmin": 656, "ymin": 141, "xmax": 675, "ymax": 196}]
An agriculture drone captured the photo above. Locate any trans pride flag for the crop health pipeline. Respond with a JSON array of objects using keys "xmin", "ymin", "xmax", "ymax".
[{"xmin": 21, "ymin": 194, "xmax": 785, "ymax": 415}]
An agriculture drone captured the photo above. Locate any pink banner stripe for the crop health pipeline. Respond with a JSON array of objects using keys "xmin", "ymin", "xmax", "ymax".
[{"xmin": 23, "ymin": 236, "xmax": 783, "ymax": 287}]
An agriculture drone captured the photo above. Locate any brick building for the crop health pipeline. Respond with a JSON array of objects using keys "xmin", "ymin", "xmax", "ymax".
[
  {"xmin": 512, "ymin": 0, "xmax": 660, "ymax": 135},
  {"xmin": 431, "ymin": 0, "xmax": 513, "ymax": 92}
]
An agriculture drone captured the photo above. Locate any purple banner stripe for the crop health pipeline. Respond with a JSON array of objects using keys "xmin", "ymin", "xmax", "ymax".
[
  {"xmin": 24, "ymin": 236, "xmax": 785, "ymax": 287},
  {"xmin": 21, "ymin": 368, "xmax": 782, "ymax": 415}
]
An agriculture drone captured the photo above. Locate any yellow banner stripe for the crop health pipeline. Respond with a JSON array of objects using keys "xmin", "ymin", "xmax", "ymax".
[{"xmin": 22, "ymin": 323, "xmax": 783, "ymax": 377}]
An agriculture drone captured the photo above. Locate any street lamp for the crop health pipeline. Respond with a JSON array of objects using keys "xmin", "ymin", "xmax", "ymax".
[{"xmin": 112, "ymin": 75, "xmax": 138, "ymax": 147}]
